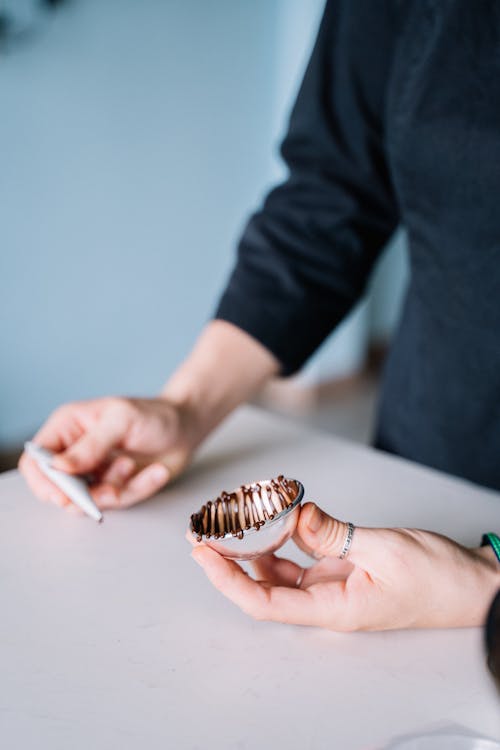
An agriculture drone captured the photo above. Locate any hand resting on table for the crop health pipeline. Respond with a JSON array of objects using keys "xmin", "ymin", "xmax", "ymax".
[{"xmin": 18, "ymin": 397, "xmax": 196, "ymax": 511}]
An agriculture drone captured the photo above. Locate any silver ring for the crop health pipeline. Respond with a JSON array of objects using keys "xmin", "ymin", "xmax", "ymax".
[
  {"xmin": 295, "ymin": 569, "xmax": 305, "ymax": 588},
  {"xmin": 339, "ymin": 522, "xmax": 355, "ymax": 560}
]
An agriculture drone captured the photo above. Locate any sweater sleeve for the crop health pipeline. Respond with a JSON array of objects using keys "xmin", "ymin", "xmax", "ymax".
[{"xmin": 215, "ymin": 0, "xmax": 400, "ymax": 375}]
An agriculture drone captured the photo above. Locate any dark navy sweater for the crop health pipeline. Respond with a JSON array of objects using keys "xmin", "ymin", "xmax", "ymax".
[{"xmin": 216, "ymin": 0, "xmax": 500, "ymax": 492}]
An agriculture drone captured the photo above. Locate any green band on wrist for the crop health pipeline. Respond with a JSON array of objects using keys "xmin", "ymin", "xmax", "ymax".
[{"xmin": 482, "ymin": 532, "xmax": 500, "ymax": 564}]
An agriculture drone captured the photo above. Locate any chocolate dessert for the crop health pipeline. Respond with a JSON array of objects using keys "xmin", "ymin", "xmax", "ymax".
[{"xmin": 190, "ymin": 475, "xmax": 300, "ymax": 542}]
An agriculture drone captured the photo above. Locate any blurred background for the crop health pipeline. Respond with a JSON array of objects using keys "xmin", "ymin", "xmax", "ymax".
[{"xmin": 0, "ymin": 0, "xmax": 408, "ymax": 471}]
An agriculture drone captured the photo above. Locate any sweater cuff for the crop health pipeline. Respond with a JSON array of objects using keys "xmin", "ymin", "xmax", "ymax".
[{"xmin": 214, "ymin": 278, "xmax": 340, "ymax": 377}]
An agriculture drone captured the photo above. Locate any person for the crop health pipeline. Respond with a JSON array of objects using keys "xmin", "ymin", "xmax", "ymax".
[
  {"xmin": 19, "ymin": 0, "xmax": 500, "ymax": 630},
  {"xmin": 486, "ymin": 590, "xmax": 500, "ymax": 688}
]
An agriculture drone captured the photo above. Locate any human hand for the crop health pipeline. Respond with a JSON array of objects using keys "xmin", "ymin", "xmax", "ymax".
[
  {"xmin": 18, "ymin": 321, "xmax": 280, "ymax": 516},
  {"xmin": 190, "ymin": 502, "xmax": 500, "ymax": 630},
  {"xmin": 19, "ymin": 397, "xmax": 198, "ymax": 512}
]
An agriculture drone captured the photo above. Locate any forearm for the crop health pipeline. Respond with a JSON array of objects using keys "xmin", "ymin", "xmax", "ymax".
[{"xmin": 160, "ymin": 320, "xmax": 280, "ymax": 447}]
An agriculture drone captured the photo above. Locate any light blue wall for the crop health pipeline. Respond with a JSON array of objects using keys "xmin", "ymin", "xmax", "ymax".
[
  {"xmin": 0, "ymin": 0, "xmax": 407, "ymax": 446},
  {"xmin": 0, "ymin": 0, "xmax": 283, "ymax": 444}
]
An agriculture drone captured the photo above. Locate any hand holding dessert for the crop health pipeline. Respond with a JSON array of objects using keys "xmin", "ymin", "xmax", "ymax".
[{"xmin": 190, "ymin": 502, "xmax": 500, "ymax": 630}]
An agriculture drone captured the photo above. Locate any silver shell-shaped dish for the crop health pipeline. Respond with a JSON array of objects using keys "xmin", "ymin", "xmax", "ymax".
[{"xmin": 189, "ymin": 478, "xmax": 304, "ymax": 561}]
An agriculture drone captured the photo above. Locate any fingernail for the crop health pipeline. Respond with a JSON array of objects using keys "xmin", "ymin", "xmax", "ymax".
[
  {"xmin": 306, "ymin": 505, "xmax": 322, "ymax": 533},
  {"xmin": 151, "ymin": 465, "xmax": 169, "ymax": 483}
]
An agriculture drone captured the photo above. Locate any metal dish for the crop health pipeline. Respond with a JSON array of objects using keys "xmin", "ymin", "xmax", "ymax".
[{"xmin": 189, "ymin": 477, "xmax": 304, "ymax": 561}]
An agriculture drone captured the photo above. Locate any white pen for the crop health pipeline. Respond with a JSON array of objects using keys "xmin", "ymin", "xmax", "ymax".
[{"xmin": 24, "ymin": 441, "xmax": 103, "ymax": 523}]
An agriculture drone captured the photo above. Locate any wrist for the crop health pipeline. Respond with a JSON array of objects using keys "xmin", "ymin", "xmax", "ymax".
[
  {"xmin": 160, "ymin": 373, "xmax": 211, "ymax": 451},
  {"xmin": 160, "ymin": 320, "xmax": 279, "ymax": 447},
  {"xmin": 474, "ymin": 545, "xmax": 500, "ymax": 616},
  {"xmin": 476, "ymin": 543, "xmax": 500, "ymax": 575}
]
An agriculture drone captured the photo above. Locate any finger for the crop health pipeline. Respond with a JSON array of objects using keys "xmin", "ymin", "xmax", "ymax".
[
  {"xmin": 19, "ymin": 454, "xmax": 70, "ymax": 508},
  {"xmin": 185, "ymin": 527, "xmax": 204, "ymax": 547},
  {"xmin": 295, "ymin": 502, "xmax": 352, "ymax": 558},
  {"xmin": 89, "ymin": 482, "xmax": 121, "ymax": 510},
  {"xmin": 292, "ymin": 525, "xmax": 319, "ymax": 559},
  {"xmin": 90, "ymin": 463, "xmax": 169, "ymax": 510},
  {"xmin": 293, "ymin": 502, "xmax": 347, "ymax": 559},
  {"xmin": 33, "ymin": 406, "xmax": 84, "ymax": 453},
  {"xmin": 252, "ymin": 554, "xmax": 351, "ymax": 589},
  {"xmin": 296, "ymin": 503, "xmax": 380, "ymax": 573},
  {"xmin": 191, "ymin": 545, "xmax": 345, "ymax": 626},
  {"xmin": 99, "ymin": 455, "xmax": 136, "ymax": 487},
  {"xmin": 301, "ymin": 555, "xmax": 354, "ymax": 585},
  {"xmin": 65, "ymin": 503, "xmax": 84, "ymax": 516},
  {"xmin": 251, "ymin": 554, "xmax": 304, "ymax": 587},
  {"xmin": 292, "ymin": 503, "xmax": 340, "ymax": 559},
  {"xmin": 88, "ymin": 455, "xmax": 138, "ymax": 508},
  {"xmin": 117, "ymin": 463, "xmax": 170, "ymax": 507},
  {"xmin": 33, "ymin": 422, "xmax": 68, "ymax": 454},
  {"xmin": 51, "ymin": 405, "xmax": 131, "ymax": 474}
]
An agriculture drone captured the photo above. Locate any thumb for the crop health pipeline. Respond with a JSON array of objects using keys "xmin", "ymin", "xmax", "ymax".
[
  {"xmin": 51, "ymin": 410, "xmax": 130, "ymax": 474},
  {"xmin": 296, "ymin": 502, "xmax": 352, "ymax": 559}
]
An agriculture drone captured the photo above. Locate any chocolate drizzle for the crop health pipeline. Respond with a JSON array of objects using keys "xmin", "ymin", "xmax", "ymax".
[{"xmin": 190, "ymin": 475, "xmax": 299, "ymax": 542}]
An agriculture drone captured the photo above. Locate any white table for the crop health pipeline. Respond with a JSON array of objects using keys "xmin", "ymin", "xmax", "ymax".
[{"xmin": 1, "ymin": 406, "xmax": 499, "ymax": 749}]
